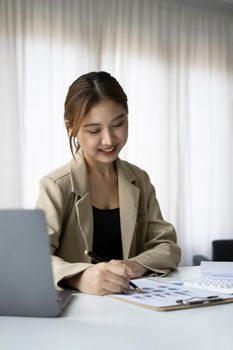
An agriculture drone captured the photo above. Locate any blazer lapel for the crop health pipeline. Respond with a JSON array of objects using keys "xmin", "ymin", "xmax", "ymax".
[
  {"xmin": 70, "ymin": 151, "xmax": 93, "ymax": 251},
  {"xmin": 117, "ymin": 159, "xmax": 140, "ymax": 259},
  {"xmin": 75, "ymin": 193, "xmax": 93, "ymax": 251}
]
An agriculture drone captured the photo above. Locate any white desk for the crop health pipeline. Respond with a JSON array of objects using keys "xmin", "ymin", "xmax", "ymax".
[{"xmin": 1, "ymin": 267, "xmax": 233, "ymax": 350}]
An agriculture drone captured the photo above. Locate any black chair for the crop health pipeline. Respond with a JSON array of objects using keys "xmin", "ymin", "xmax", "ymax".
[
  {"xmin": 192, "ymin": 254, "xmax": 209, "ymax": 266},
  {"xmin": 193, "ymin": 239, "xmax": 233, "ymax": 266}
]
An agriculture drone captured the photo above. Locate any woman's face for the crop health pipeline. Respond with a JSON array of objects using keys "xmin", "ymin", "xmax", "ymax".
[{"xmin": 77, "ymin": 99, "xmax": 128, "ymax": 166}]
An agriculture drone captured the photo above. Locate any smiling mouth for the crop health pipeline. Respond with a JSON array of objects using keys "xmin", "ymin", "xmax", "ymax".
[{"xmin": 99, "ymin": 146, "xmax": 116, "ymax": 153}]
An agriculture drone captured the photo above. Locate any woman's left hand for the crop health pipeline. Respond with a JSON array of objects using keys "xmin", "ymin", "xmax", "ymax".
[{"xmin": 109, "ymin": 259, "xmax": 148, "ymax": 279}]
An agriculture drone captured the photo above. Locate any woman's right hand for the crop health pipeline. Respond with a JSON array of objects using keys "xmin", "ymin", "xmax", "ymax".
[{"xmin": 65, "ymin": 262, "xmax": 130, "ymax": 295}]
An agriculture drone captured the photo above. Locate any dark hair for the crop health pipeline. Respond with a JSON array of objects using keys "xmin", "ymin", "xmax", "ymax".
[{"xmin": 64, "ymin": 71, "xmax": 128, "ymax": 156}]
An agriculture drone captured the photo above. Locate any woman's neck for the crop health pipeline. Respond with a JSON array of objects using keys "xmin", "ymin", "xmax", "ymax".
[{"xmin": 85, "ymin": 157, "xmax": 117, "ymax": 179}]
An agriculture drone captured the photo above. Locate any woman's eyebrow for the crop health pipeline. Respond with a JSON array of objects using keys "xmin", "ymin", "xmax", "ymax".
[
  {"xmin": 111, "ymin": 114, "xmax": 126, "ymax": 122},
  {"xmin": 82, "ymin": 113, "xmax": 126, "ymax": 128}
]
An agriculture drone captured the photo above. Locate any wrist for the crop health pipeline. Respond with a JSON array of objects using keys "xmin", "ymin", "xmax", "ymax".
[
  {"xmin": 127, "ymin": 260, "xmax": 148, "ymax": 278},
  {"xmin": 61, "ymin": 272, "xmax": 84, "ymax": 291}
]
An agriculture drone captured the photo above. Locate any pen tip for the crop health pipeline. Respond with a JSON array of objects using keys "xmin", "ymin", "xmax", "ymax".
[
  {"xmin": 136, "ymin": 288, "xmax": 142, "ymax": 293},
  {"xmin": 84, "ymin": 249, "xmax": 88, "ymax": 255}
]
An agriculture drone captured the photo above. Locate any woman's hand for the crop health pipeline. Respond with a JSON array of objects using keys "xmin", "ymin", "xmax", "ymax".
[
  {"xmin": 109, "ymin": 260, "xmax": 148, "ymax": 279},
  {"xmin": 65, "ymin": 262, "xmax": 130, "ymax": 295}
]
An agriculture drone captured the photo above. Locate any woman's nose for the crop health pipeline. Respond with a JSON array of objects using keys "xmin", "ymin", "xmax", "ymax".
[{"xmin": 101, "ymin": 129, "xmax": 113, "ymax": 145}]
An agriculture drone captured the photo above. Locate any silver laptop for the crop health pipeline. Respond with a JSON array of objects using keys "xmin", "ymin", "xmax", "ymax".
[{"xmin": 0, "ymin": 209, "xmax": 73, "ymax": 317}]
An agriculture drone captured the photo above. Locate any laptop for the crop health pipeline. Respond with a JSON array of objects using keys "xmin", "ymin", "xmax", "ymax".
[{"xmin": 0, "ymin": 209, "xmax": 73, "ymax": 317}]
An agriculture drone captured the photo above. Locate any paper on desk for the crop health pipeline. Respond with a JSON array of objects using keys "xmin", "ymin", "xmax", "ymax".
[
  {"xmin": 201, "ymin": 261, "xmax": 233, "ymax": 279},
  {"xmin": 110, "ymin": 278, "xmax": 230, "ymax": 308}
]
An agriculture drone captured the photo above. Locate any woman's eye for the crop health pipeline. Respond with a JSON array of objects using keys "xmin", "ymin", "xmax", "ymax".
[
  {"xmin": 88, "ymin": 130, "xmax": 100, "ymax": 134},
  {"xmin": 112, "ymin": 122, "xmax": 124, "ymax": 128}
]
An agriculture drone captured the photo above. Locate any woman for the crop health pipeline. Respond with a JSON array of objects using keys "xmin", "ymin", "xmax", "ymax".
[{"xmin": 36, "ymin": 71, "xmax": 181, "ymax": 295}]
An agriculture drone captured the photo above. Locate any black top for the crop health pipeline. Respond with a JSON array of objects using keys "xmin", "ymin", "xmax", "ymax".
[{"xmin": 92, "ymin": 206, "xmax": 123, "ymax": 262}]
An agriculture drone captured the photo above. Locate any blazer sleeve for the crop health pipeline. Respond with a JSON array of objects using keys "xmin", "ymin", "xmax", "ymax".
[
  {"xmin": 129, "ymin": 172, "xmax": 181, "ymax": 275},
  {"xmin": 36, "ymin": 176, "xmax": 92, "ymax": 288}
]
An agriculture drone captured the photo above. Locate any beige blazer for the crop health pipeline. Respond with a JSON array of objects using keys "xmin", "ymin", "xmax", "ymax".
[{"xmin": 36, "ymin": 151, "xmax": 181, "ymax": 286}]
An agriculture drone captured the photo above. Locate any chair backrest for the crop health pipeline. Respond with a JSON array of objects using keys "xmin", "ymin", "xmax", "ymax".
[{"xmin": 212, "ymin": 240, "xmax": 233, "ymax": 261}]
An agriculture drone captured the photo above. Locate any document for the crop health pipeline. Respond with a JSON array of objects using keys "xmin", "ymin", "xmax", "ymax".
[{"xmin": 110, "ymin": 278, "xmax": 233, "ymax": 311}]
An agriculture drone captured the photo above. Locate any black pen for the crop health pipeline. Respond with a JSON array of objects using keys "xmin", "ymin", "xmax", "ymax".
[{"xmin": 84, "ymin": 249, "xmax": 142, "ymax": 293}]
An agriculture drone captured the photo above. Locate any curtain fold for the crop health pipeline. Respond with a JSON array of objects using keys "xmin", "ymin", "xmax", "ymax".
[
  {"xmin": 0, "ymin": 0, "xmax": 23, "ymax": 207},
  {"xmin": 0, "ymin": 0, "xmax": 232, "ymax": 265}
]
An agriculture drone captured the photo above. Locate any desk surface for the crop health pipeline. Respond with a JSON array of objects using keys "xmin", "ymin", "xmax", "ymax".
[{"xmin": 1, "ymin": 266, "xmax": 233, "ymax": 350}]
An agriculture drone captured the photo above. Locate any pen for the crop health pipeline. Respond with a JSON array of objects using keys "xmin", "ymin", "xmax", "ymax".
[
  {"xmin": 183, "ymin": 298, "xmax": 223, "ymax": 305},
  {"xmin": 176, "ymin": 296, "xmax": 223, "ymax": 305},
  {"xmin": 84, "ymin": 249, "xmax": 142, "ymax": 293}
]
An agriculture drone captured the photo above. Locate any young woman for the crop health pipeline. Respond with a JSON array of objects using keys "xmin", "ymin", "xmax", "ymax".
[{"xmin": 36, "ymin": 71, "xmax": 181, "ymax": 295}]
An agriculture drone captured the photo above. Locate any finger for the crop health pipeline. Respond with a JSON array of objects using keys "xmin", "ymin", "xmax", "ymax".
[
  {"xmin": 109, "ymin": 260, "xmax": 134, "ymax": 277},
  {"xmin": 101, "ymin": 278, "xmax": 130, "ymax": 294},
  {"xmin": 98, "ymin": 287, "xmax": 129, "ymax": 296},
  {"xmin": 109, "ymin": 260, "xmax": 130, "ymax": 273},
  {"xmin": 109, "ymin": 259, "xmax": 121, "ymax": 265},
  {"xmin": 106, "ymin": 262, "xmax": 129, "ymax": 279},
  {"xmin": 103, "ymin": 270, "xmax": 130, "ymax": 290},
  {"xmin": 93, "ymin": 263, "xmax": 128, "ymax": 287}
]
